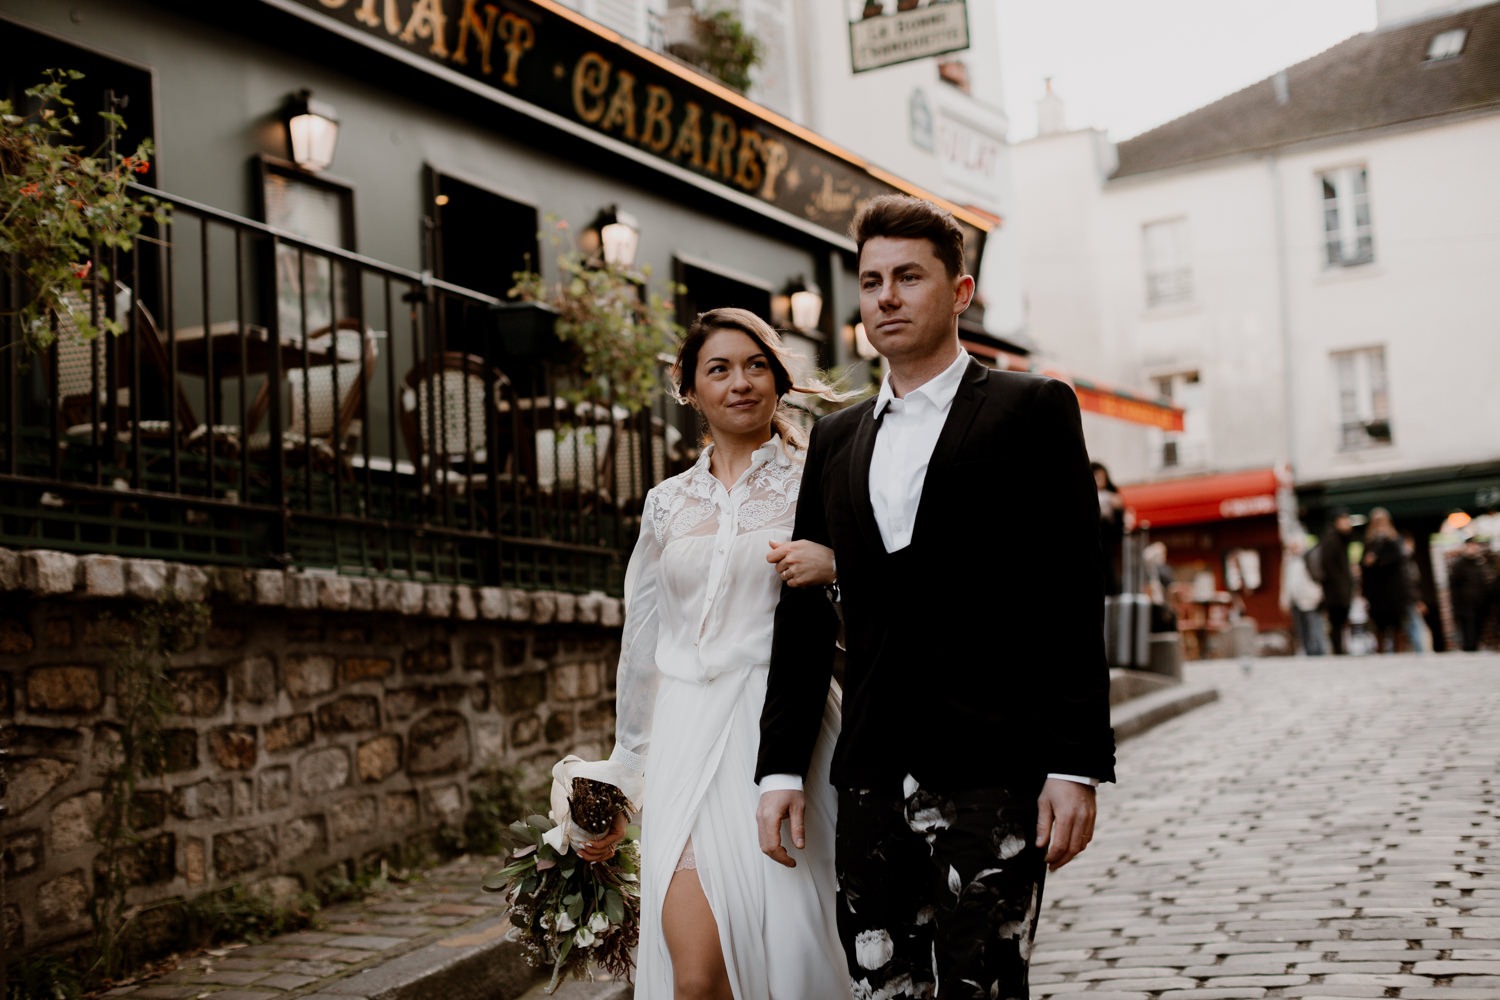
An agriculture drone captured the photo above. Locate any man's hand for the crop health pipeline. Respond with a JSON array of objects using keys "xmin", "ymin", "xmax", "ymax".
[
  {"xmin": 756, "ymin": 789, "xmax": 806, "ymax": 868},
  {"xmin": 1035, "ymin": 778, "xmax": 1096, "ymax": 871}
]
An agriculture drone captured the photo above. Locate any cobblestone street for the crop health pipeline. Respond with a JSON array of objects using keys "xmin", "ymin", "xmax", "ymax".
[{"xmin": 1033, "ymin": 653, "xmax": 1500, "ymax": 999}]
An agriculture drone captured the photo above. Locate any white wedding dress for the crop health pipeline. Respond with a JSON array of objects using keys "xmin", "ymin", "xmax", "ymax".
[{"xmin": 610, "ymin": 436, "xmax": 849, "ymax": 1000}]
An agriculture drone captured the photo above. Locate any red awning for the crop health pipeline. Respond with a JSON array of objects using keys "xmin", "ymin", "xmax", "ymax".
[{"xmin": 1119, "ymin": 467, "xmax": 1280, "ymax": 529}]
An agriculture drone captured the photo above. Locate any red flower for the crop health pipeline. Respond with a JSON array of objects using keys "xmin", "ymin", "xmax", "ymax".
[
  {"xmin": 72, "ymin": 261, "xmax": 93, "ymax": 280},
  {"xmin": 19, "ymin": 182, "xmax": 41, "ymax": 198},
  {"xmin": 134, "ymin": 160, "xmax": 150, "ymax": 174}
]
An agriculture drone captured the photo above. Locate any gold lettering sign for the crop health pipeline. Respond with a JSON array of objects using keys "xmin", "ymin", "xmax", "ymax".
[{"xmin": 280, "ymin": 0, "xmax": 922, "ymax": 241}]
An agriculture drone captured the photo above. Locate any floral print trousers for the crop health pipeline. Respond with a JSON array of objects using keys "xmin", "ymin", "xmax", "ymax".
[{"xmin": 834, "ymin": 777, "xmax": 1046, "ymax": 1000}]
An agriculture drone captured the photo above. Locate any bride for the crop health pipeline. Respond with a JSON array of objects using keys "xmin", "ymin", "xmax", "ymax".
[{"xmin": 582, "ymin": 307, "xmax": 851, "ymax": 999}]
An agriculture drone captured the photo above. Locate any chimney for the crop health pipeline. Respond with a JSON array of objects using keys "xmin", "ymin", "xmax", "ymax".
[
  {"xmin": 1273, "ymin": 69, "xmax": 1290, "ymax": 105},
  {"xmin": 1037, "ymin": 77, "xmax": 1068, "ymax": 136}
]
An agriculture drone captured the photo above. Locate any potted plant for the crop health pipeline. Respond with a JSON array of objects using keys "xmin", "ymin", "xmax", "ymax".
[
  {"xmin": 506, "ymin": 218, "xmax": 684, "ymax": 418},
  {"xmin": 0, "ymin": 69, "xmax": 168, "ymax": 355},
  {"xmin": 665, "ymin": 7, "xmax": 764, "ymax": 95}
]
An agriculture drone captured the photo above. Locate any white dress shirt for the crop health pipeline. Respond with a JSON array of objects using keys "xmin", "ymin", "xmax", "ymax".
[{"xmin": 761, "ymin": 351, "xmax": 1097, "ymax": 792}]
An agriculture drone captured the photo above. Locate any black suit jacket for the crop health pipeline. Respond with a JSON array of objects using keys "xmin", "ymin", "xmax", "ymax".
[{"xmin": 757, "ymin": 360, "xmax": 1117, "ymax": 792}]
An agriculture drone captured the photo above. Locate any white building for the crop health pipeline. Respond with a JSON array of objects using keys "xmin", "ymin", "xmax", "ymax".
[{"xmin": 1011, "ymin": 0, "xmax": 1500, "ymax": 641}]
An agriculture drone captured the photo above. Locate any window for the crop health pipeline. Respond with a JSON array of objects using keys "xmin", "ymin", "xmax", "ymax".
[
  {"xmin": 1320, "ymin": 166, "xmax": 1374, "ymax": 268},
  {"xmin": 1142, "ymin": 218, "xmax": 1193, "ymax": 306},
  {"xmin": 1426, "ymin": 28, "xmax": 1467, "ymax": 61},
  {"xmin": 1333, "ymin": 347, "xmax": 1393, "ymax": 450},
  {"xmin": 1149, "ymin": 370, "xmax": 1207, "ymax": 471},
  {"xmin": 258, "ymin": 159, "xmax": 357, "ymax": 337}
]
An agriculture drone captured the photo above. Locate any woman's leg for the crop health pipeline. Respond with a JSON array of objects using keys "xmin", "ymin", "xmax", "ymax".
[{"xmin": 661, "ymin": 863, "xmax": 732, "ymax": 1000}]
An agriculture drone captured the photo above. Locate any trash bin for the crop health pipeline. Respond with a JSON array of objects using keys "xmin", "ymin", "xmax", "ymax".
[
  {"xmin": 1229, "ymin": 618, "xmax": 1257, "ymax": 659},
  {"xmin": 1105, "ymin": 592, "xmax": 1151, "ymax": 668}
]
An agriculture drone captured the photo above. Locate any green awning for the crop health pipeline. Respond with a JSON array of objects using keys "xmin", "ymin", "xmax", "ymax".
[{"xmin": 1297, "ymin": 462, "xmax": 1500, "ymax": 523}]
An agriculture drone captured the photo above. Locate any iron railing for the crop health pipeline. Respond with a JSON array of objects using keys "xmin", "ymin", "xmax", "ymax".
[{"xmin": 0, "ymin": 186, "xmax": 686, "ymax": 594}]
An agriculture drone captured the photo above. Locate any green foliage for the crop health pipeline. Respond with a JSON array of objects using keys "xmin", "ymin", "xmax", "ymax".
[
  {"xmin": 689, "ymin": 8, "xmax": 764, "ymax": 94},
  {"xmin": 88, "ymin": 598, "xmax": 209, "ymax": 985},
  {"xmin": 4, "ymin": 953, "xmax": 82, "ymax": 1000},
  {"xmin": 440, "ymin": 763, "xmax": 537, "ymax": 857},
  {"xmin": 179, "ymin": 883, "xmax": 320, "ymax": 946},
  {"xmin": 0, "ymin": 70, "xmax": 169, "ymax": 354},
  {"xmin": 509, "ymin": 217, "xmax": 684, "ymax": 418},
  {"xmin": 483, "ymin": 813, "xmax": 641, "ymax": 993}
]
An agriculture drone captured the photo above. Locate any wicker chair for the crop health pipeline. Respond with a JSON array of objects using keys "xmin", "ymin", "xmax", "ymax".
[
  {"xmin": 49, "ymin": 285, "xmax": 204, "ymax": 446},
  {"xmin": 243, "ymin": 318, "xmax": 379, "ymax": 470},
  {"xmin": 399, "ymin": 352, "xmax": 513, "ymax": 495}
]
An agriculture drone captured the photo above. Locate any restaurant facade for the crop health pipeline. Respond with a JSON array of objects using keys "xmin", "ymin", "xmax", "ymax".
[{"xmin": 1, "ymin": 0, "xmax": 1006, "ymax": 967}]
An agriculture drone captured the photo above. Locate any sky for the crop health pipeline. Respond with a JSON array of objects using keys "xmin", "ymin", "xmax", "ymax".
[{"xmin": 997, "ymin": 0, "xmax": 1380, "ymax": 142}]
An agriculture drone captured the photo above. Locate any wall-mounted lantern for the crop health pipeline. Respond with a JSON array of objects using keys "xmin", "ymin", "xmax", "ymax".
[
  {"xmin": 285, "ymin": 88, "xmax": 340, "ymax": 172},
  {"xmin": 582, "ymin": 204, "xmax": 641, "ymax": 269},
  {"xmin": 844, "ymin": 310, "xmax": 880, "ymax": 360},
  {"xmin": 778, "ymin": 275, "xmax": 822, "ymax": 331}
]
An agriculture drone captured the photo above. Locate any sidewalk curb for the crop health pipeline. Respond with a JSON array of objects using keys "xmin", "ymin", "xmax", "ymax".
[
  {"xmin": 1110, "ymin": 678, "xmax": 1219, "ymax": 741},
  {"xmin": 325, "ymin": 915, "xmax": 539, "ymax": 1000}
]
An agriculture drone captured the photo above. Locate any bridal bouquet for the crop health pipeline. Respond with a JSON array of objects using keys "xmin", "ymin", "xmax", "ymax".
[{"xmin": 483, "ymin": 756, "xmax": 644, "ymax": 993}]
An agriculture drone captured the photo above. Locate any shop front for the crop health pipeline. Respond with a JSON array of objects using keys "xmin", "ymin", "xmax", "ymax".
[
  {"xmin": 1296, "ymin": 461, "xmax": 1500, "ymax": 653},
  {"xmin": 1, "ymin": 0, "xmax": 995, "ymax": 583},
  {"xmin": 1119, "ymin": 467, "xmax": 1288, "ymax": 654}
]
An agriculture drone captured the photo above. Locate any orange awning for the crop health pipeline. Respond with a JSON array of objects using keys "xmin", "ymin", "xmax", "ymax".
[
  {"xmin": 976, "ymin": 356, "xmax": 1185, "ymax": 431},
  {"xmin": 1120, "ymin": 468, "xmax": 1280, "ymax": 529},
  {"xmin": 1040, "ymin": 369, "xmax": 1185, "ymax": 431}
]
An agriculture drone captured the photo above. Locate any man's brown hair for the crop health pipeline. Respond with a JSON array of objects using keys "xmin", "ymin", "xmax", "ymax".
[{"xmin": 849, "ymin": 194, "xmax": 967, "ymax": 279}]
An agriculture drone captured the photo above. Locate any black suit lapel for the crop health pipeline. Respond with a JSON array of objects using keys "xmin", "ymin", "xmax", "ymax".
[
  {"xmin": 912, "ymin": 359, "xmax": 989, "ymax": 544},
  {"xmin": 849, "ymin": 402, "xmax": 883, "ymax": 551}
]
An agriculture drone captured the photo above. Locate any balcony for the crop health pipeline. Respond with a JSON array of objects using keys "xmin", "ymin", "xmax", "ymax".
[{"xmin": 1, "ymin": 186, "xmax": 685, "ymax": 596}]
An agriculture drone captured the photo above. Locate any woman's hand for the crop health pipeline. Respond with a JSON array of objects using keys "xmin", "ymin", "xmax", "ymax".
[
  {"xmin": 576, "ymin": 809, "xmax": 629, "ymax": 863},
  {"xmin": 767, "ymin": 539, "xmax": 836, "ymax": 588}
]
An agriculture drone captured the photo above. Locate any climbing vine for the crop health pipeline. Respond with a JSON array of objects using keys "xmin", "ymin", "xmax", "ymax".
[{"xmin": 88, "ymin": 598, "xmax": 208, "ymax": 984}]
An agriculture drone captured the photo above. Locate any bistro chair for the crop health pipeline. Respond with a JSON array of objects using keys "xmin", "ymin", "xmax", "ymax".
[
  {"xmin": 243, "ymin": 318, "xmax": 379, "ymax": 473},
  {"xmin": 398, "ymin": 351, "xmax": 513, "ymax": 496},
  {"xmin": 49, "ymin": 284, "xmax": 205, "ymax": 448},
  {"xmin": 509, "ymin": 396, "xmax": 617, "ymax": 505}
]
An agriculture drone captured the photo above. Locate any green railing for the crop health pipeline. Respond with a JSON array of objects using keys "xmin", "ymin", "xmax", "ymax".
[{"xmin": 0, "ymin": 187, "xmax": 685, "ymax": 594}]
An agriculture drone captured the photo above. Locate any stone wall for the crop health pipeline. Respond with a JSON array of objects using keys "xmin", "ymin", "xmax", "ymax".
[{"xmin": 0, "ymin": 547, "xmax": 623, "ymax": 960}]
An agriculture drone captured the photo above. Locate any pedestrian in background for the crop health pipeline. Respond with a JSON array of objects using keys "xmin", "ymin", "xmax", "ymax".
[
  {"xmin": 1360, "ymin": 507, "xmax": 1410, "ymax": 654},
  {"xmin": 1315, "ymin": 508, "xmax": 1356, "ymax": 654},
  {"xmin": 1399, "ymin": 531, "xmax": 1431, "ymax": 653},
  {"xmin": 1448, "ymin": 535, "xmax": 1492, "ymax": 652},
  {"xmin": 1093, "ymin": 460, "xmax": 1126, "ymax": 596},
  {"xmin": 1281, "ymin": 534, "xmax": 1326, "ymax": 655}
]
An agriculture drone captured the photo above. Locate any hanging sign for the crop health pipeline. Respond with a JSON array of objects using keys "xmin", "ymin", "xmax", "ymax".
[{"xmin": 849, "ymin": 2, "xmax": 971, "ymax": 74}]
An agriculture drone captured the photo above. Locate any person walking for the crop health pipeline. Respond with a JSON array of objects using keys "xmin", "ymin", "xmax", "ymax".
[
  {"xmin": 1398, "ymin": 531, "xmax": 1431, "ymax": 653},
  {"xmin": 583, "ymin": 308, "xmax": 852, "ymax": 999},
  {"xmin": 1281, "ymin": 534, "xmax": 1326, "ymax": 656},
  {"xmin": 1093, "ymin": 461, "xmax": 1126, "ymax": 597},
  {"xmin": 1361, "ymin": 507, "xmax": 1410, "ymax": 654},
  {"xmin": 755, "ymin": 194, "xmax": 1116, "ymax": 999},
  {"xmin": 1449, "ymin": 535, "xmax": 1493, "ymax": 652},
  {"xmin": 1315, "ymin": 508, "xmax": 1356, "ymax": 654}
]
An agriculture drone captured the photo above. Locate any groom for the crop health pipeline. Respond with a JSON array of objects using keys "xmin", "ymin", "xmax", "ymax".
[{"xmin": 756, "ymin": 194, "xmax": 1116, "ymax": 998}]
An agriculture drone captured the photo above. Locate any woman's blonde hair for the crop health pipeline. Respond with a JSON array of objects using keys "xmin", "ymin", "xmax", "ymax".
[{"xmin": 671, "ymin": 307, "xmax": 851, "ymax": 451}]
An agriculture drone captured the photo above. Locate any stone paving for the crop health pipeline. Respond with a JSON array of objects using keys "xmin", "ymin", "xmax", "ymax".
[
  {"xmin": 99, "ymin": 652, "xmax": 1498, "ymax": 999},
  {"xmin": 1032, "ymin": 652, "xmax": 1500, "ymax": 999}
]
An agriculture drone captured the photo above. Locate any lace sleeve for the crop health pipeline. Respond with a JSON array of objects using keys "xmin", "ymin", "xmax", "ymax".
[{"xmin": 609, "ymin": 490, "xmax": 664, "ymax": 777}]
